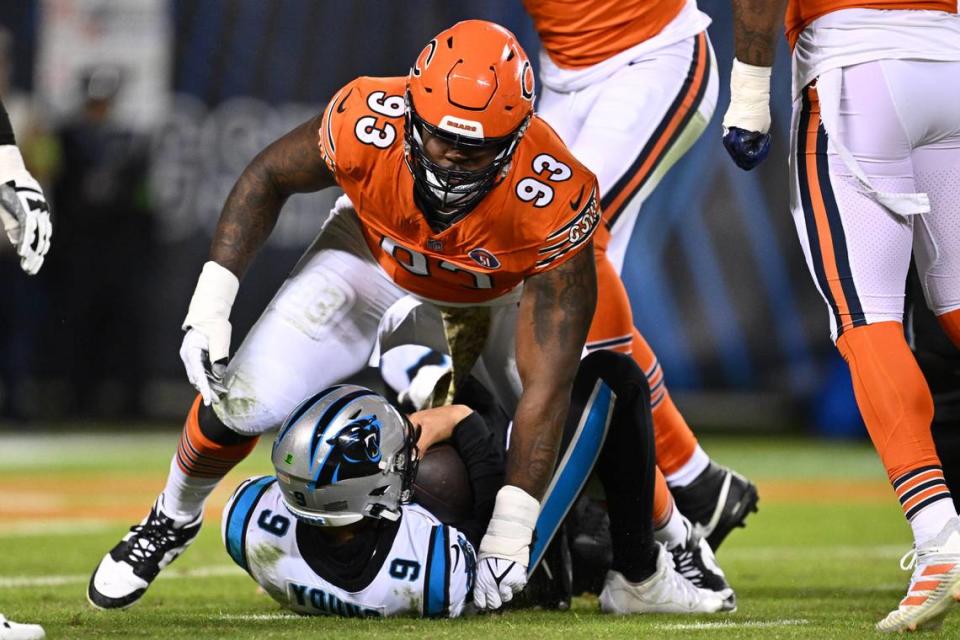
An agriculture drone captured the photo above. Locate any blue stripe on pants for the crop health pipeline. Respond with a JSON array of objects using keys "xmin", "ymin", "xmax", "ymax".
[{"xmin": 528, "ymin": 381, "xmax": 614, "ymax": 573}]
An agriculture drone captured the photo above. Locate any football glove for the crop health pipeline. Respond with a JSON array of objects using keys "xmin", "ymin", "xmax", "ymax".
[
  {"xmin": 0, "ymin": 146, "xmax": 52, "ymax": 275},
  {"xmin": 474, "ymin": 485, "xmax": 540, "ymax": 610},
  {"xmin": 180, "ymin": 261, "xmax": 239, "ymax": 405},
  {"xmin": 721, "ymin": 59, "xmax": 772, "ymax": 171}
]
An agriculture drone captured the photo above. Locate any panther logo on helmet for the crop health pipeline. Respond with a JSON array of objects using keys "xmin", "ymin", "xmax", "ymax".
[
  {"xmin": 271, "ymin": 386, "xmax": 420, "ymax": 527},
  {"xmin": 315, "ymin": 415, "xmax": 383, "ymax": 486}
]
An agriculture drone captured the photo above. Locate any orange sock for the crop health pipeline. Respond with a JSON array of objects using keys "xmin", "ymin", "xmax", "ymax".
[
  {"xmin": 653, "ymin": 466, "xmax": 674, "ymax": 529},
  {"xmin": 836, "ymin": 322, "xmax": 950, "ymax": 522},
  {"xmin": 937, "ymin": 308, "xmax": 960, "ymax": 350},
  {"xmin": 176, "ymin": 395, "xmax": 259, "ymax": 478}
]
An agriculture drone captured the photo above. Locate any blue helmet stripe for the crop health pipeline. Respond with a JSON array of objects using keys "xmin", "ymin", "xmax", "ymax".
[
  {"xmin": 307, "ymin": 391, "xmax": 378, "ymax": 490},
  {"xmin": 309, "ymin": 390, "xmax": 378, "ymax": 462},
  {"xmin": 274, "ymin": 385, "xmax": 346, "ymax": 450}
]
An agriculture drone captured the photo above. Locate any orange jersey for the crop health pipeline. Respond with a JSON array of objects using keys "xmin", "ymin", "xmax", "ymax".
[
  {"xmin": 785, "ymin": 0, "xmax": 957, "ymax": 47},
  {"xmin": 523, "ymin": 0, "xmax": 685, "ymax": 68},
  {"xmin": 318, "ymin": 76, "xmax": 603, "ymax": 305}
]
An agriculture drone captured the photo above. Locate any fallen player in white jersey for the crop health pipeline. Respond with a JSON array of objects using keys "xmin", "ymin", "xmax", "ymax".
[{"xmin": 222, "ymin": 351, "xmax": 734, "ymax": 617}]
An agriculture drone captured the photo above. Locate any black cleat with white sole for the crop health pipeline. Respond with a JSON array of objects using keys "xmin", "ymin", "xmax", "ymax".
[
  {"xmin": 87, "ymin": 498, "xmax": 202, "ymax": 609},
  {"xmin": 666, "ymin": 518, "xmax": 736, "ymax": 612},
  {"xmin": 671, "ymin": 462, "xmax": 759, "ymax": 550}
]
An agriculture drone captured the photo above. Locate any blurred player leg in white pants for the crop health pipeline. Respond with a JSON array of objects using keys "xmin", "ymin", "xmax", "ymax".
[{"xmin": 538, "ymin": 31, "xmax": 718, "ymax": 273}]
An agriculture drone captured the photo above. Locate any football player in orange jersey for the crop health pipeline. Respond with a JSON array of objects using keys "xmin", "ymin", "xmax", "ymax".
[
  {"xmin": 521, "ymin": 0, "xmax": 758, "ymax": 554},
  {"xmin": 88, "ymin": 20, "xmax": 604, "ymax": 612},
  {"xmin": 722, "ymin": 0, "xmax": 960, "ymax": 632}
]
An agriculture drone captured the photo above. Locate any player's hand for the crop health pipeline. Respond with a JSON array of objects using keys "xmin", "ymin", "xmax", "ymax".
[
  {"xmin": 474, "ymin": 556, "xmax": 527, "ymax": 610},
  {"xmin": 722, "ymin": 127, "xmax": 771, "ymax": 171},
  {"xmin": 721, "ymin": 59, "xmax": 772, "ymax": 171},
  {"xmin": 410, "ymin": 404, "xmax": 472, "ymax": 451},
  {"xmin": 180, "ymin": 261, "xmax": 239, "ymax": 406},
  {"xmin": 179, "ymin": 328, "xmax": 229, "ymax": 406},
  {"xmin": 474, "ymin": 486, "xmax": 540, "ymax": 610},
  {"xmin": 0, "ymin": 146, "xmax": 52, "ymax": 275}
]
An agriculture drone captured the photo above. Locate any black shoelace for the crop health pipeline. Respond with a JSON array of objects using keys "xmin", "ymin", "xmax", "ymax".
[{"xmin": 124, "ymin": 515, "xmax": 181, "ymax": 565}]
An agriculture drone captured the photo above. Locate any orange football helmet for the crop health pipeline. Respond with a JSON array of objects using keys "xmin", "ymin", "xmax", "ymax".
[{"xmin": 405, "ymin": 20, "xmax": 535, "ymax": 226}]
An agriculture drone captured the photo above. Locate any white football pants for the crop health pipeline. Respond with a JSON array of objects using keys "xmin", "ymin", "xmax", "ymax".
[
  {"xmin": 537, "ymin": 31, "xmax": 718, "ymax": 272},
  {"xmin": 212, "ymin": 197, "xmax": 522, "ymax": 435},
  {"xmin": 789, "ymin": 59, "xmax": 960, "ymax": 342}
]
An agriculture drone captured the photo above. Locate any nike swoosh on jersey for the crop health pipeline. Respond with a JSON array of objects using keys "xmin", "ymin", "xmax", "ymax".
[
  {"xmin": 569, "ymin": 185, "xmax": 585, "ymax": 211},
  {"xmin": 452, "ymin": 544, "xmax": 462, "ymax": 572},
  {"xmin": 336, "ymin": 88, "xmax": 354, "ymax": 113}
]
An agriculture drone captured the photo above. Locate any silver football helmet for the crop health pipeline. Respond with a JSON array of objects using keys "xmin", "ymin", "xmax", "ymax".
[{"xmin": 271, "ymin": 385, "xmax": 419, "ymax": 527}]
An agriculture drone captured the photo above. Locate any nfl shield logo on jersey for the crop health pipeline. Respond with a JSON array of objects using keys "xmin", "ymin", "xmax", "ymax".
[{"xmin": 468, "ymin": 248, "xmax": 501, "ymax": 269}]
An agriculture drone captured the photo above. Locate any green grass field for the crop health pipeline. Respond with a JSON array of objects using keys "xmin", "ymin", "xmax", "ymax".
[{"xmin": 2, "ymin": 431, "xmax": 958, "ymax": 639}]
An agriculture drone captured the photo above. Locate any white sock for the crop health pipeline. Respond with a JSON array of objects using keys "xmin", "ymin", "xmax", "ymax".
[
  {"xmin": 664, "ymin": 445, "xmax": 710, "ymax": 488},
  {"xmin": 654, "ymin": 504, "xmax": 688, "ymax": 548},
  {"xmin": 159, "ymin": 455, "xmax": 219, "ymax": 523},
  {"xmin": 911, "ymin": 499, "xmax": 959, "ymax": 546}
]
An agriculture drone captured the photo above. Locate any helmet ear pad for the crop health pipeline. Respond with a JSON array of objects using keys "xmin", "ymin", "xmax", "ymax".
[{"xmin": 271, "ymin": 386, "xmax": 420, "ymax": 527}]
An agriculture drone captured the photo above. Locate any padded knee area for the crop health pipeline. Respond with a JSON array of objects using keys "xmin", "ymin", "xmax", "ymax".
[
  {"xmin": 198, "ymin": 401, "xmax": 255, "ymax": 446},
  {"xmin": 836, "ymin": 322, "xmax": 939, "ymax": 481}
]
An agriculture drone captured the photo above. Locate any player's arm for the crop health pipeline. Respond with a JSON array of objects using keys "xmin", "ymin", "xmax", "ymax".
[
  {"xmin": 180, "ymin": 114, "xmax": 336, "ymax": 405},
  {"xmin": 474, "ymin": 243, "xmax": 597, "ymax": 610},
  {"xmin": 722, "ymin": 0, "xmax": 788, "ymax": 170},
  {"xmin": 0, "ymin": 99, "xmax": 52, "ymax": 275},
  {"xmin": 209, "ymin": 115, "xmax": 335, "ymax": 278},
  {"xmin": 448, "ymin": 410, "xmax": 505, "ymax": 548},
  {"xmin": 511, "ymin": 243, "xmax": 596, "ymax": 497}
]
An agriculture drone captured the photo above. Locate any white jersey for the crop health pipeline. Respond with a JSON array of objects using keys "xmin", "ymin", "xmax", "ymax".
[{"xmin": 222, "ymin": 476, "xmax": 476, "ymax": 618}]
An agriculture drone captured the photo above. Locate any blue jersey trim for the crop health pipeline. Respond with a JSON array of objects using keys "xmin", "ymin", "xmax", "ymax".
[
  {"xmin": 423, "ymin": 525, "xmax": 450, "ymax": 617},
  {"xmin": 224, "ymin": 476, "xmax": 276, "ymax": 572}
]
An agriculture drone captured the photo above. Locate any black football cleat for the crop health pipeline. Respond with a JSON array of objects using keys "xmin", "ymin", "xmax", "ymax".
[
  {"xmin": 666, "ymin": 517, "xmax": 736, "ymax": 611},
  {"xmin": 88, "ymin": 498, "xmax": 202, "ymax": 609},
  {"xmin": 670, "ymin": 462, "xmax": 758, "ymax": 550}
]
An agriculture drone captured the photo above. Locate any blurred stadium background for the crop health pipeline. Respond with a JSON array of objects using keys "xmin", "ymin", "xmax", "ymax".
[
  {"xmin": 0, "ymin": 0, "xmax": 881, "ymax": 435},
  {"xmin": 4, "ymin": 2, "xmax": 960, "ymax": 637}
]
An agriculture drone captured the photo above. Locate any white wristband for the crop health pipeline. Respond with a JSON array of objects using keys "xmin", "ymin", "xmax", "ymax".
[
  {"xmin": 722, "ymin": 58, "xmax": 772, "ymax": 134},
  {"xmin": 478, "ymin": 486, "xmax": 540, "ymax": 563},
  {"xmin": 182, "ymin": 261, "xmax": 240, "ymax": 332},
  {"xmin": 0, "ymin": 145, "xmax": 26, "ymax": 182}
]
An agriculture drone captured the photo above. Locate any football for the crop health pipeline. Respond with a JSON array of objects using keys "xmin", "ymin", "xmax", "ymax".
[{"xmin": 412, "ymin": 443, "xmax": 474, "ymax": 524}]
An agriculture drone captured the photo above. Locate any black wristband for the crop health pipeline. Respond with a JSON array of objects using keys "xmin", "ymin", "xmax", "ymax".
[
  {"xmin": 451, "ymin": 411, "xmax": 494, "ymax": 454},
  {"xmin": 0, "ymin": 100, "xmax": 16, "ymax": 146}
]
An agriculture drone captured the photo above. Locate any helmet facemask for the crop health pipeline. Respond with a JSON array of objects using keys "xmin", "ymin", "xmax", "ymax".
[{"xmin": 405, "ymin": 91, "xmax": 528, "ymax": 230}]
